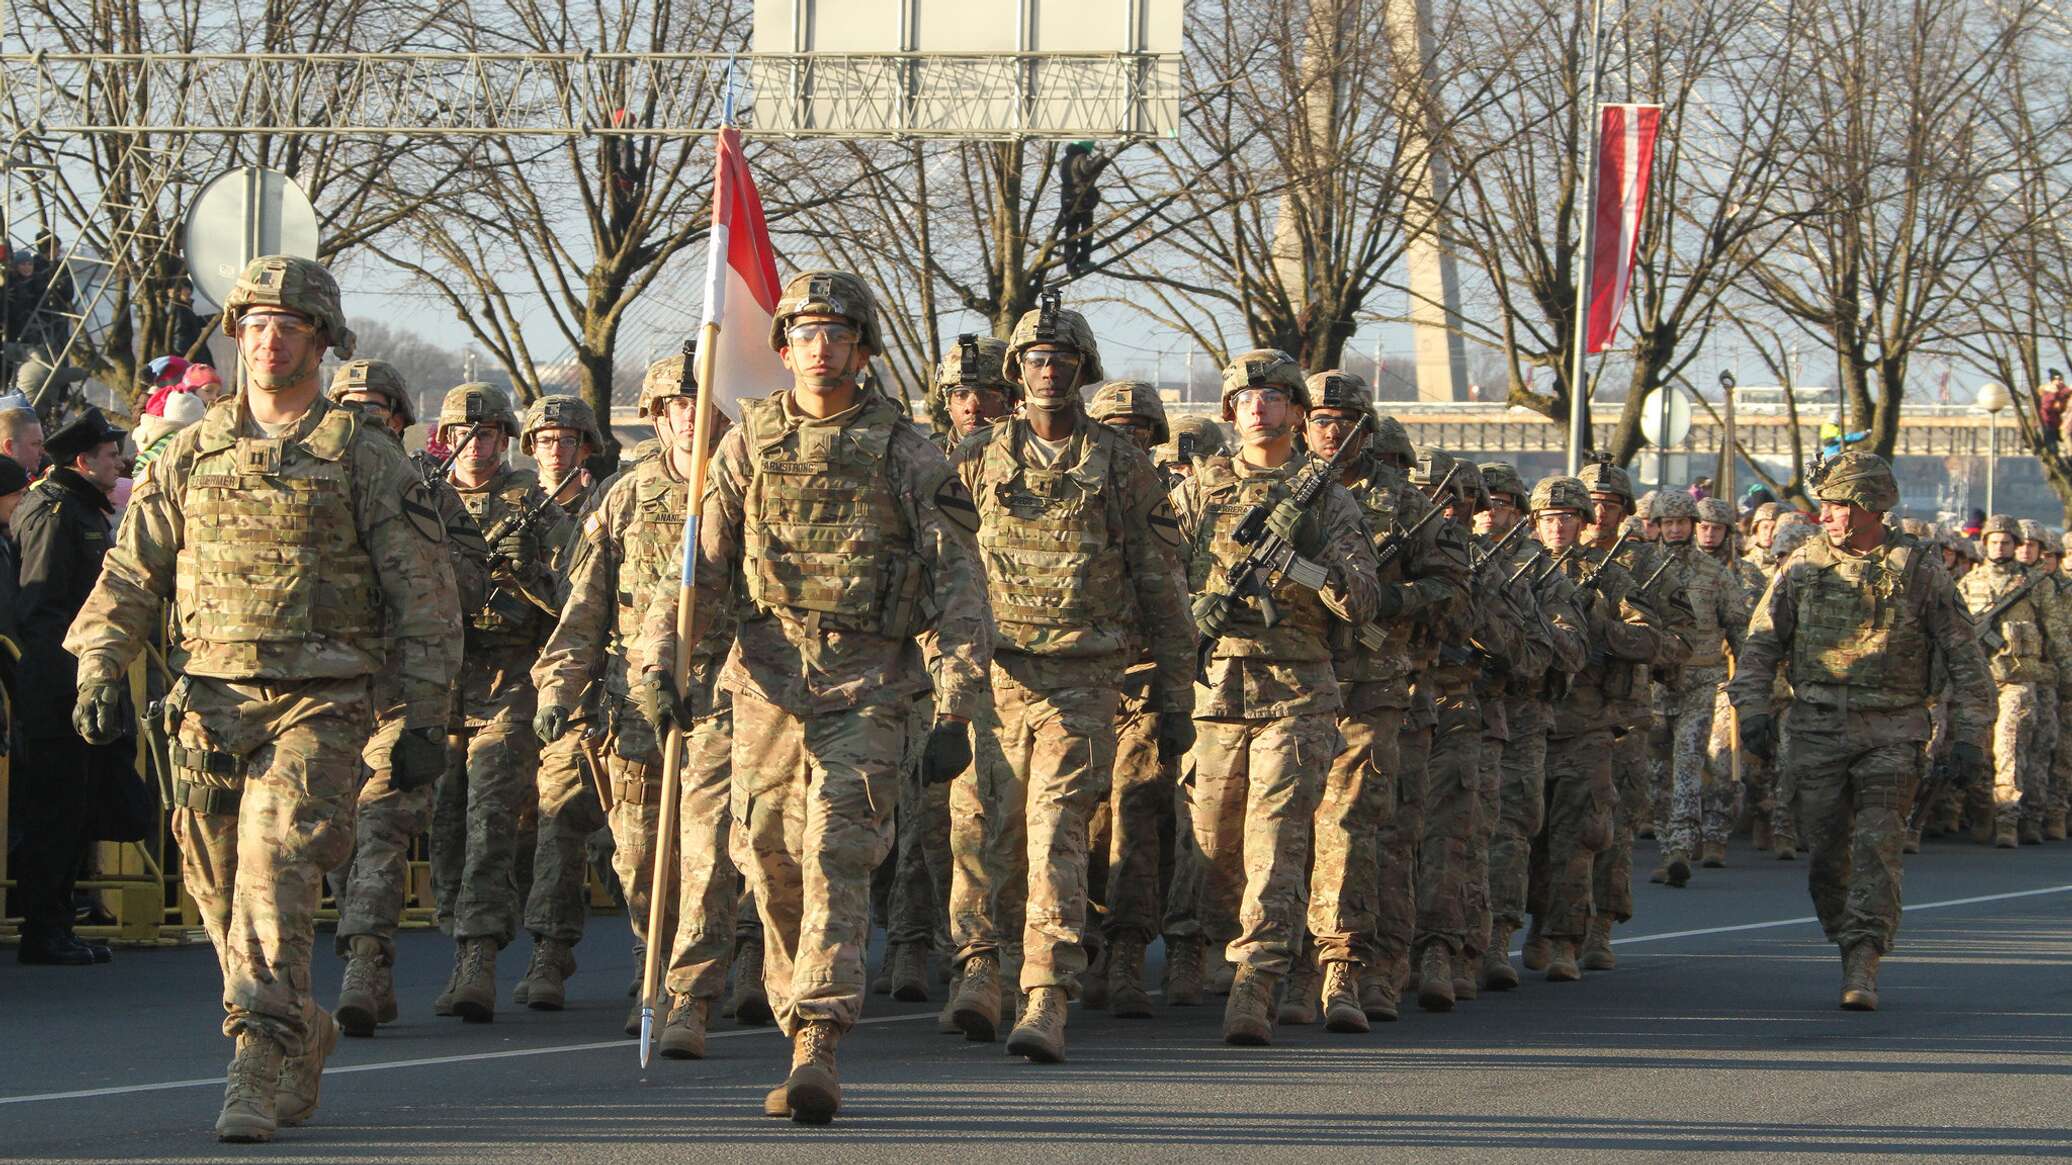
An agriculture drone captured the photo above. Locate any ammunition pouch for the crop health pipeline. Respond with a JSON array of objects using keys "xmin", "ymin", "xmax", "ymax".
[
  {"xmin": 878, "ymin": 555, "xmax": 928, "ymax": 639},
  {"xmin": 169, "ymin": 739, "xmax": 247, "ymax": 815}
]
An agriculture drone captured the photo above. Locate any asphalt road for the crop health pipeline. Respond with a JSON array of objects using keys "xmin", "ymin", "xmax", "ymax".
[{"xmin": 5, "ymin": 835, "xmax": 2072, "ymax": 1164}]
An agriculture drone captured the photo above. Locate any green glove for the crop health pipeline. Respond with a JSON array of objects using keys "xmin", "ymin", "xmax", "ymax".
[
  {"xmin": 1738, "ymin": 712, "xmax": 1774, "ymax": 764},
  {"xmin": 1156, "ymin": 709, "xmax": 1196, "ymax": 765},
  {"xmin": 533, "ymin": 703, "xmax": 570, "ymax": 744},
  {"xmin": 636, "ymin": 670, "xmax": 688, "ymax": 737},
  {"xmin": 73, "ymin": 680, "xmax": 124, "ymax": 746},
  {"xmin": 1265, "ymin": 499, "xmax": 1304, "ymax": 543},
  {"xmin": 1191, "ymin": 589, "xmax": 1234, "ymax": 641},
  {"xmin": 389, "ymin": 726, "xmax": 448, "ymax": 793}
]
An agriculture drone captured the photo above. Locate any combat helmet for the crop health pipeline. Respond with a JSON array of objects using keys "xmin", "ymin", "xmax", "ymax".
[
  {"xmin": 1530, "ymin": 475, "xmax": 1592, "ymax": 515},
  {"xmin": 933, "ymin": 334, "xmax": 1014, "ymax": 401},
  {"xmin": 328, "ymin": 359, "xmax": 414, "ymax": 426},
  {"xmin": 1306, "ymin": 369, "xmax": 1373, "ymax": 415},
  {"xmin": 220, "ymin": 255, "xmax": 355, "ymax": 358},
  {"xmin": 437, "ymin": 383, "xmax": 520, "ymax": 437},
  {"xmin": 769, "ymin": 270, "xmax": 881, "ymax": 354},
  {"xmin": 1410, "ymin": 445, "xmax": 1457, "ymax": 495},
  {"xmin": 1004, "ymin": 291, "xmax": 1104, "ymax": 390},
  {"xmin": 1650, "ymin": 491, "xmax": 1698, "ymax": 521},
  {"xmin": 1577, "ymin": 459, "xmax": 1635, "ymax": 507},
  {"xmin": 1636, "ymin": 490, "xmax": 1660, "ymax": 521},
  {"xmin": 1812, "ymin": 450, "xmax": 1900, "ymax": 511},
  {"xmin": 2019, "ymin": 518, "xmax": 2050, "ymax": 546},
  {"xmin": 1452, "ymin": 460, "xmax": 1491, "ymax": 513},
  {"xmin": 1480, "ymin": 461, "xmax": 1527, "ymax": 506},
  {"xmin": 1696, "ymin": 497, "xmax": 1736, "ymax": 526},
  {"xmin": 1087, "ymin": 380, "xmax": 1170, "ymax": 445},
  {"xmin": 638, "ymin": 347, "xmax": 698, "ymax": 417},
  {"xmin": 1169, "ymin": 414, "xmax": 1229, "ymax": 464},
  {"xmin": 1219, "ymin": 349, "xmax": 1308, "ymax": 420},
  {"xmin": 522, "ymin": 394, "xmax": 604, "ymax": 456},
  {"xmin": 1372, "ymin": 416, "xmax": 1414, "ymax": 467},
  {"xmin": 1981, "ymin": 514, "xmax": 2022, "ymax": 539}
]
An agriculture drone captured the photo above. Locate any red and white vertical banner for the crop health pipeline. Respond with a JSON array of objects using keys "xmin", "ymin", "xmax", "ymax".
[
  {"xmin": 1584, "ymin": 103, "xmax": 1663, "ymax": 354},
  {"xmin": 701, "ymin": 124, "xmax": 791, "ymax": 417}
]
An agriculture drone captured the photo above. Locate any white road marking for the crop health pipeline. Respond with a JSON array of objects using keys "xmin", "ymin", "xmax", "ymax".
[{"xmin": 6, "ymin": 882, "xmax": 2068, "ymax": 1107}]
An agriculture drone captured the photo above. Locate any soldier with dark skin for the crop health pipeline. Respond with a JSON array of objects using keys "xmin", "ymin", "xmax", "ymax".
[
  {"xmin": 66, "ymin": 255, "xmax": 459, "ymax": 1141},
  {"xmin": 1729, "ymin": 452, "xmax": 1992, "ymax": 1010},
  {"xmin": 326, "ymin": 359, "xmax": 487, "ymax": 1038}
]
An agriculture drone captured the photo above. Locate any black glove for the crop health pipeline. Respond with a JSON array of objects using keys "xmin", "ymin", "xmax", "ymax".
[
  {"xmin": 1156, "ymin": 709, "xmax": 1196, "ymax": 765},
  {"xmin": 920, "ymin": 719, "xmax": 973, "ymax": 785},
  {"xmin": 73, "ymin": 680, "xmax": 124, "ymax": 746},
  {"xmin": 1949, "ymin": 741, "xmax": 1988, "ymax": 788},
  {"xmin": 389, "ymin": 726, "xmax": 447, "ymax": 793},
  {"xmin": 533, "ymin": 703, "xmax": 570, "ymax": 744},
  {"xmin": 1738, "ymin": 712, "xmax": 1774, "ymax": 764},
  {"xmin": 636, "ymin": 670, "xmax": 688, "ymax": 737}
]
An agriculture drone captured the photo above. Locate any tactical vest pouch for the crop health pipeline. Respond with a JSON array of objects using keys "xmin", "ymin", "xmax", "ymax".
[
  {"xmin": 2004, "ymin": 620, "xmax": 2044, "ymax": 660},
  {"xmin": 878, "ymin": 555, "xmax": 926, "ymax": 639},
  {"xmin": 169, "ymin": 740, "xmax": 246, "ymax": 815}
]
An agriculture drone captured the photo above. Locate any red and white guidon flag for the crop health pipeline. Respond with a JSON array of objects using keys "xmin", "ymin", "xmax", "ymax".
[
  {"xmin": 701, "ymin": 125, "xmax": 790, "ymax": 416},
  {"xmin": 1585, "ymin": 103, "xmax": 1663, "ymax": 354}
]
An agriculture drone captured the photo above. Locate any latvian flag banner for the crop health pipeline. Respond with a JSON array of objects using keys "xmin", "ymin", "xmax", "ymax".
[{"xmin": 1585, "ymin": 104, "xmax": 1663, "ymax": 355}]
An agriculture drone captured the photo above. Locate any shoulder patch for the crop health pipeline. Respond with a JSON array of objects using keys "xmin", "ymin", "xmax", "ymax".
[
  {"xmin": 934, "ymin": 476, "xmax": 981, "ymax": 534},
  {"xmin": 1148, "ymin": 496, "xmax": 1183, "ymax": 548},
  {"xmin": 402, "ymin": 480, "xmax": 447, "ymax": 544}
]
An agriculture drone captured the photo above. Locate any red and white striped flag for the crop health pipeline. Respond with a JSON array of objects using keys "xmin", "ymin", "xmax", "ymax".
[
  {"xmin": 1584, "ymin": 103, "xmax": 1663, "ymax": 354},
  {"xmin": 701, "ymin": 125, "xmax": 790, "ymax": 416}
]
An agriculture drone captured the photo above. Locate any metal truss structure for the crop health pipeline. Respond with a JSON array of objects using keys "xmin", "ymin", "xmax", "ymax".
[{"xmin": 0, "ymin": 51, "xmax": 1182, "ymax": 141}]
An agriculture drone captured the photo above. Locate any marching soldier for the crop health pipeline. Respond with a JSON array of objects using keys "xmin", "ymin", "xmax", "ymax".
[
  {"xmin": 2016, "ymin": 519, "xmax": 2072, "ymax": 842},
  {"xmin": 1728, "ymin": 452, "xmax": 1992, "ymax": 1009},
  {"xmin": 431, "ymin": 384, "xmax": 574, "ymax": 1022},
  {"xmin": 65, "ymin": 255, "xmax": 459, "ymax": 1140},
  {"xmin": 1155, "ymin": 414, "xmax": 1230, "ymax": 485},
  {"xmin": 951, "ymin": 310, "xmax": 1194, "ymax": 1064},
  {"xmin": 933, "ymin": 333, "xmax": 1017, "ymax": 452},
  {"xmin": 639, "ymin": 271, "xmax": 992, "ymax": 1123},
  {"xmin": 326, "ymin": 359, "xmax": 485, "ymax": 1037},
  {"xmin": 1650, "ymin": 490, "xmax": 1745, "ymax": 887},
  {"xmin": 1173, "ymin": 349, "xmax": 1379, "ymax": 1046},
  {"xmin": 1955, "ymin": 515, "xmax": 2071, "ymax": 848}
]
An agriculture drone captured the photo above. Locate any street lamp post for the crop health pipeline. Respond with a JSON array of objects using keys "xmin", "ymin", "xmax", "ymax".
[{"xmin": 1978, "ymin": 381, "xmax": 2010, "ymax": 516}]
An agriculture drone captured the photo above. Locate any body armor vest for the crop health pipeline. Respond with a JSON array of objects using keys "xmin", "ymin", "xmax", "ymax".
[
  {"xmin": 1959, "ymin": 561, "xmax": 2055, "ymax": 686},
  {"xmin": 739, "ymin": 393, "xmax": 910, "ymax": 633},
  {"xmin": 1189, "ymin": 456, "xmax": 1333, "ymax": 663},
  {"xmin": 1789, "ymin": 539, "xmax": 1932, "ymax": 704},
  {"xmin": 459, "ymin": 468, "xmax": 551, "ymax": 647},
  {"xmin": 1334, "ymin": 456, "xmax": 1418, "ymax": 684},
  {"xmin": 971, "ymin": 421, "xmax": 1131, "ymax": 649},
  {"xmin": 174, "ymin": 408, "xmax": 384, "ymax": 675},
  {"xmin": 1671, "ymin": 543, "xmax": 1732, "ymax": 668}
]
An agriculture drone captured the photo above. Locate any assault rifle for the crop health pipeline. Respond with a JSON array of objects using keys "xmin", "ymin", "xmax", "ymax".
[
  {"xmin": 1470, "ymin": 519, "xmax": 1528, "ymax": 577},
  {"xmin": 1567, "ymin": 533, "xmax": 1630, "ymax": 600},
  {"xmin": 409, "ymin": 394, "xmax": 484, "ymax": 484},
  {"xmin": 1195, "ymin": 414, "xmax": 1370, "ymax": 670},
  {"xmin": 1372, "ymin": 462, "xmax": 1458, "ymax": 577},
  {"xmin": 477, "ymin": 488, "xmax": 566, "ymax": 618},
  {"xmin": 1975, "ymin": 572, "xmax": 2045, "ymax": 653},
  {"xmin": 1908, "ymin": 751, "xmax": 1957, "ymax": 835}
]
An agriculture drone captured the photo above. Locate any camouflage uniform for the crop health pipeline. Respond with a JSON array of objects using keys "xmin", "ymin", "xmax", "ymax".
[
  {"xmin": 1955, "ymin": 516, "xmax": 2072, "ymax": 845},
  {"xmin": 640, "ymin": 272, "xmax": 993, "ymax": 1065},
  {"xmin": 64, "ymin": 255, "xmax": 459, "ymax": 1139},
  {"xmin": 1652, "ymin": 493, "xmax": 1746, "ymax": 869},
  {"xmin": 1173, "ymin": 350, "xmax": 1380, "ymax": 1039},
  {"xmin": 324, "ymin": 361, "xmax": 487, "ymax": 1034},
  {"xmin": 434, "ymin": 386, "xmax": 574, "ymax": 1001},
  {"xmin": 1728, "ymin": 453, "xmax": 1992, "ymax": 1007}
]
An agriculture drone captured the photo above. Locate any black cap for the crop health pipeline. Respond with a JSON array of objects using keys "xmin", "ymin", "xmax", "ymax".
[
  {"xmin": 45, "ymin": 406, "xmax": 126, "ymax": 465},
  {"xmin": 0, "ymin": 456, "xmax": 26, "ymax": 496}
]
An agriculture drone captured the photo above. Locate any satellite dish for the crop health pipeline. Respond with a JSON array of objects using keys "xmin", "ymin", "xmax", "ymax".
[
  {"xmin": 1640, "ymin": 386, "xmax": 1693, "ymax": 447},
  {"xmin": 183, "ymin": 166, "xmax": 320, "ymax": 311}
]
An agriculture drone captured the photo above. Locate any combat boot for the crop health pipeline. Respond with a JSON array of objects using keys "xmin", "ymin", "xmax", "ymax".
[
  {"xmin": 1320, "ymin": 962, "xmax": 1368, "ymax": 1033},
  {"xmin": 1972, "ymin": 813, "xmax": 1996, "ymax": 845},
  {"xmin": 1665, "ymin": 852, "xmax": 1692, "ymax": 887},
  {"xmin": 730, "ymin": 938, "xmax": 772, "ymax": 1026},
  {"xmin": 1359, "ymin": 962, "xmax": 1400, "ymax": 1022},
  {"xmin": 1840, "ymin": 942, "xmax": 1880, "ymax": 1011},
  {"xmin": 785, "ymin": 1020, "xmax": 842, "ymax": 1124},
  {"xmin": 951, "ymin": 953, "xmax": 1003, "ymax": 1042},
  {"xmin": 658, "ymin": 994, "xmax": 709, "ymax": 1060},
  {"xmin": 1417, "ymin": 945, "xmax": 1454, "ymax": 1012},
  {"xmin": 216, "ymin": 1032, "xmax": 284, "ymax": 1143},
  {"xmin": 1162, "ymin": 937, "xmax": 1205, "ymax": 1006},
  {"xmin": 275, "ymin": 1008, "xmax": 339, "ymax": 1127},
  {"xmin": 1752, "ymin": 817, "xmax": 1774, "ymax": 852},
  {"xmin": 451, "ymin": 937, "xmax": 499, "ymax": 1023},
  {"xmin": 516, "ymin": 937, "xmax": 577, "ymax": 1012},
  {"xmin": 763, "ymin": 1085, "xmax": 791, "ymax": 1119},
  {"xmin": 433, "ymin": 945, "xmax": 463, "ymax": 1016},
  {"xmin": 1521, "ymin": 919, "xmax": 1551, "ymax": 972},
  {"xmin": 2047, "ymin": 807, "xmax": 2068, "ymax": 841},
  {"xmin": 1774, "ymin": 831, "xmax": 1798, "ymax": 861},
  {"xmin": 1221, "ymin": 966, "xmax": 1278, "ymax": 1046},
  {"xmin": 1006, "ymin": 985, "xmax": 1069, "ymax": 1063},
  {"xmin": 2019, "ymin": 817, "xmax": 2044, "ymax": 846},
  {"xmin": 887, "ymin": 942, "xmax": 929, "ymax": 1003},
  {"xmin": 1452, "ymin": 952, "xmax": 1476, "ymax": 1002},
  {"xmin": 1080, "ymin": 943, "xmax": 1109, "ymax": 1010},
  {"xmin": 1278, "ymin": 955, "xmax": 1319, "ymax": 1025},
  {"xmin": 1995, "ymin": 819, "xmax": 2019, "ymax": 849},
  {"xmin": 336, "ymin": 935, "xmax": 393, "ymax": 1038},
  {"xmin": 938, "ymin": 965, "xmax": 965, "ymax": 1034},
  {"xmin": 1545, "ymin": 939, "xmax": 1581, "ymax": 982},
  {"xmin": 1580, "ymin": 917, "xmax": 1616, "ymax": 971},
  {"xmin": 1107, "ymin": 936, "xmax": 1153, "ymax": 1019},
  {"xmin": 1207, "ymin": 952, "xmax": 1237, "ymax": 996},
  {"xmin": 1481, "ymin": 925, "xmax": 1520, "ymax": 991},
  {"xmin": 1701, "ymin": 840, "xmax": 1728, "ymax": 868}
]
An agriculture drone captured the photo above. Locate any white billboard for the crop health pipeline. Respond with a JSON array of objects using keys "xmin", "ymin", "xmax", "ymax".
[{"xmin": 750, "ymin": 0, "xmax": 1183, "ymax": 139}]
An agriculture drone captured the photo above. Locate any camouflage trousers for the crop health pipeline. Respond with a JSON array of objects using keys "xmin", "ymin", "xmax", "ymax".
[
  {"xmin": 2023, "ymin": 693, "xmax": 2059, "ymax": 828},
  {"xmin": 1465, "ymin": 719, "xmax": 1503, "ymax": 960},
  {"xmin": 1415, "ymin": 687, "xmax": 1483, "ymax": 958},
  {"xmin": 1374, "ymin": 717, "xmax": 1432, "ymax": 966},
  {"xmin": 1189, "ymin": 713, "xmax": 1337, "ymax": 976},
  {"xmin": 1714, "ymin": 689, "xmax": 1797, "ymax": 848},
  {"xmin": 1161, "ymin": 769, "xmax": 1209, "ymax": 945},
  {"xmin": 1780, "ymin": 704, "xmax": 1925, "ymax": 953},
  {"xmin": 332, "ymin": 716, "xmax": 426, "ymax": 962},
  {"xmin": 1306, "ymin": 705, "xmax": 1402, "ymax": 967},
  {"xmin": 1488, "ymin": 699, "xmax": 1550, "ymax": 930},
  {"xmin": 431, "ymin": 711, "xmax": 538, "ymax": 947},
  {"xmin": 1987, "ymin": 682, "xmax": 2044, "ymax": 831},
  {"xmin": 1088, "ymin": 686, "xmax": 1169, "ymax": 946},
  {"xmin": 990, "ymin": 673, "xmax": 1118, "ymax": 995},
  {"xmin": 886, "ymin": 693, "xmax": 951, "ymax": 952},
  {"xmin": 732, "ymin": 688, "xmax": 905, "ymax": 1035},
  {"xmin": 173, "ymin": 676, "xmax": 369, "ymax": 1058},
  {"xmin": 1592, "ymin": 725, "xmax": 1651, "ymax": 924},
  {"xmin": 1533, "ymin": 727, "xmax": 1615, "ymax": 941},
  {"xmin": 1661, "ymin": 667, "xmax": 1728, "ymax": 860},
  {"xmin": 524, "ymin": 721, "xmax": 607, "ymax": 945},
  {"xmin": 946, "ymin": 680, "xmax": 1026, "ymax": 986}
]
